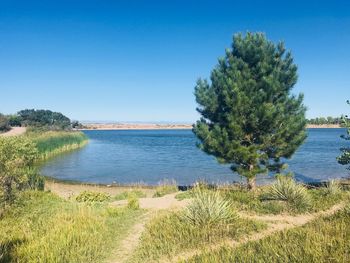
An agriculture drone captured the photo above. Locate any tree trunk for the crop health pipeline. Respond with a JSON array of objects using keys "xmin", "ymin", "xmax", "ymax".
[{"xmin": 247, "ymin": 177, "xmax": 256, "ymax": 190}]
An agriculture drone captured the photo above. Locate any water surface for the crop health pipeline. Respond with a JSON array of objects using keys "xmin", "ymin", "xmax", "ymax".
[{"xmin": 41, "ymin": 129, "xmax": 349, "ymax": 185}]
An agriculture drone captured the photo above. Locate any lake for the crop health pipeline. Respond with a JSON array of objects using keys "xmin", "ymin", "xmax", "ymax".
[{"xmin": 41, "ymin": 128, "xmax": 349, "ymax": 185}]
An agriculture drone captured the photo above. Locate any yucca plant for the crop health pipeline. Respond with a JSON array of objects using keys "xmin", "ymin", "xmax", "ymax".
[
  {"xmin": 324, "ymin": 179, "xmax": 342, "ymax": 196},
  {"xmin": 265, "ymin": 177, "xmax": 311, "ymax": 211},
  {"xmin": 182, "ymin": 188, "xmax": 237, "ymax": 231}
]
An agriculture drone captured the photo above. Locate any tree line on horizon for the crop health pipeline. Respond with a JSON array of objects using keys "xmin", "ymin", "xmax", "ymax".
[
  {"xmin": 307, "ymin": 116, "xmax": 345, "ymax": 126},
  {"xmin": 0, "ymin": 109, "xmax": 84, "ymax": 132}
]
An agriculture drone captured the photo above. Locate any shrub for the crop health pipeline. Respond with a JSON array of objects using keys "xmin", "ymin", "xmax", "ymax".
[
  {"xmin": 264, "ymin": 177, "xmax": 311, "ymax": 211},
  {"xmin": 182, "ymin": 188, "xmax": 237, "ymax": 230},
  {"xmin": 75, "ymin": 191, "xmax": 110, "ymax": 203},
  {"xmin": 0, "ymin": 137, "xmax": 39, "ymax": 204},
  {"xmin": 127, "ymin": 195, "xmax": 140, "ymax": 210},
  {"xmin": 153, "ymin": 179, "xmax": 178, "ymax": 197},
  {"xmin": 324, "ymin": 179, "xmax": 342, "ymax": 196}
]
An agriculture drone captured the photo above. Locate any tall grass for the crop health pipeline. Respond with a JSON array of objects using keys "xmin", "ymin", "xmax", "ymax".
[
  {"xmin": 131, "ymin": 189, "xmax": 265, "ymax": 262},
  {"xmin": 186, "ymin": 205, "xmax": 350, "ymax": 262},
  {"xmin": 153, "ymin": 179, "xmax": 178, "ymax": 197},
  {"xmin": 28, "ymin": 131, "xmax": 88, "ymax": 159},
  {"xmin": 0, "ymin": 191, "xmax": 142, "ymax": 263}
]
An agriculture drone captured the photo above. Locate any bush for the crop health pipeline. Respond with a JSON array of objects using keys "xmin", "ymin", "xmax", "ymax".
[
  {"xmin": 264, "ymin": 177, "xmax": 311, "ymax": 211},
  {"xmin": 127, "ymin": 195, "xmax": 140, "ymax": 210},
  {"xmin": 75, "ymin": 191, "xmax": 110, "ymax": 203},
  {"xmin": 182, "ymin": 188, "xmax": 237, "ymax": 229},
  {"xmin": 0, "ymin": 137, "xmax": 39, "ymax": 204},
  {"xmin": 0, "ymin": 114, "xmax": 10, "ymax": 132},
  {"xmin": 153, "ymin": 179, "xmax": 178, "ymax": 197}
]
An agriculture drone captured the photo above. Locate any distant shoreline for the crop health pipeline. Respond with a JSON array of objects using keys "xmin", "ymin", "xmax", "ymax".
[
  {"xmin": 80, "ymin": 123, "xmax": 193, "ymax": 130},
  {"xmin": 79, "ymin": 123, "xmax": 342, "ymax": 130},
  {"xmin": 306, "ymin": 124, "xmax": 341, "ymax": 128}
]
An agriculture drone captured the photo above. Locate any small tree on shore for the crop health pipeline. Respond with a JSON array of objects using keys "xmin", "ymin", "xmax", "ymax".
[
  {"xmin": 193, "ymin": 32, "xmax": 307, "ymax": 190},
  {"xmin": 337, "ymin": 101, "xmax": 350, "ymax": 169}
]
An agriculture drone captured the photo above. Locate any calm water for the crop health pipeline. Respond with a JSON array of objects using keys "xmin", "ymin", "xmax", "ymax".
[{"xmin": 41, "ymin": 129, "xmax": 349, "ymax": 185}]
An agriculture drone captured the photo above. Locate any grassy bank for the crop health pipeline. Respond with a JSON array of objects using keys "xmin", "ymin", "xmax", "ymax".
[
  {"xmin": 0, "ymin": 191, "xmax": 143, "ymax": 263},
  {"xmin": 186, "ymin": 205, "xmax": 350, "ymax": 262},
  {"xmin": 27, "ymin": 131, "xmax": 88, "ymax": 160}
]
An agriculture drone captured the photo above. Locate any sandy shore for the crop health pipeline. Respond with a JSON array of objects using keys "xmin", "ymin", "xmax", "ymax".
[
  {"xmin": 0, "ymin": 127, "xmax": 26, "ymax": 137},
  {"xmin": 80, "ymin": 123, "xmax": 193, "ymax": 130},
  {"xmin": 306, "ymin": 124, "xmax": 341, "ymax": 128},
  {"xmin": 45, "ymin": 179, "xmax": 156, "ymax": 199}
]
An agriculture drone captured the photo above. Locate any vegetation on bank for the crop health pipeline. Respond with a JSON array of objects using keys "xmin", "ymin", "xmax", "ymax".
[
  {"xmin": 186, "ymin": 205, "xmax": 350, "ymax": 262},
  {"xmin": 176, "ymin": 179, "xmax": 347, "ymax": 215},
  {"xmin": 0, "ymin": 191, "xmax": 143, "ymax": 263},
  {"xmin": 27, "ymin": 130, "xmax": 88, "ymax": 160},
  {"xmin": 153, "ymin": 179, "xmax": 178, "ymax": 197},
  {"xmin": 0, "ymin": 136, "xmax": 43, "ymax": 207}
]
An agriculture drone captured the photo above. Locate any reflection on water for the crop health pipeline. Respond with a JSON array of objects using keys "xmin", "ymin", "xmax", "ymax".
[{"xmin": 41, "ymin": 129, "xmax": 349, "ymax": 185}]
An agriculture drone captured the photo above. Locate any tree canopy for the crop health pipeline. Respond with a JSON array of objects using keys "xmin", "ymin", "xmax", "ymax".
[
  {"xmin": 0, "ymin": 114, "xmax": 10, "ymax": 132},
  {"xmin": 17, "ymin": 109, "xmax": 71, "ymax": 130},
  {"xmin": 193, "ymin": 32, "xmax": 307, "ymax": 189}
]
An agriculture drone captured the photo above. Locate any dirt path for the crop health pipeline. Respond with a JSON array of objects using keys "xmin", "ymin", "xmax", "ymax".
[
  {"xmin": 108, "ymin": 212, "xmax": 153, "ymax": 263},
  {"xmin": 0, "ymin": 127, "xmax": 26, "ymax": 137},
  {"xmin": 156, "ymin": 202, "xmax": 346, "ymax": 263},
  {"xmin": 107, "ymin": 193, "xmax": 189, "ymax": 263}
]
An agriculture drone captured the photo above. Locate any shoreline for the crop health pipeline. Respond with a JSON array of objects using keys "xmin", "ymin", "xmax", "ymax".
[
  {"xmin": 79, "ymin": 123, "xmax": 343, "ymax": 130},
  {"xmin": 79, "ymin": 123, "xmax": 193, "ymax": 130}
]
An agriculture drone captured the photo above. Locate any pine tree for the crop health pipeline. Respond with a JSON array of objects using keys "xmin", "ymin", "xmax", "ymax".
[
  {"xmin": 193, "ymin": 32, "xmax": 307, "ymax": 190},
  {"xmin": 337, "ymin": 101, "xmax": 350, "ymax": 169}
]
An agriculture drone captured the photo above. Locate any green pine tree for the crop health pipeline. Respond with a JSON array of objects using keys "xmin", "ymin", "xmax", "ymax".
[
  {"xmin": 337, "ymin": 100, "xmax": 350, "ymax": 169},
  {"xmin": 193, "ymin": 32, "xmax": 307, "ymax": 190}
]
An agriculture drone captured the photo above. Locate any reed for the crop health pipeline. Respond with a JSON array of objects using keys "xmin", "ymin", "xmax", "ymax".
[{"xmin": 27, "ymin": 131, "xmax": 88, "ymax": 160}]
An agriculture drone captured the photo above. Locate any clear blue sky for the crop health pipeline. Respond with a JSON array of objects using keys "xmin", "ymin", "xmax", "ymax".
[{"xmin": 1, "ymin": 0, "xmax": 349, "ymax": 122}]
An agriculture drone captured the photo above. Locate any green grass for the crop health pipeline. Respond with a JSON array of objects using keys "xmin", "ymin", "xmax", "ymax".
[
  {"xmin": 0, "ymin": 191, "xmax": 143, "ymax": 263},
  {"xmin": 114, "ymin": 190, "xmax": 146, "ymax": 200},
  {"xmin": 27, "ymin": 131, "xmax": 88, "ymax": 159},
  {"xmin": 130, "ymin": 210, "xmax": 266, "ymax": 262},
  {"xmin": 75, "ymin": 190, "xmax": 111, "ymax": 202},
  {"xmin": 153, "ymin": 180, "xmax": 178, "ymax": 197},
  {"xmin": 186, "ymin": 205, "xmax": 350, "ymax": 263},
  {"xmin": 224, "ymin": 186, "xmax": 347, "ymax": 215},
  {"xmin": 175, "ymin": 190, "xmax": 195, "ymax": 200}
]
